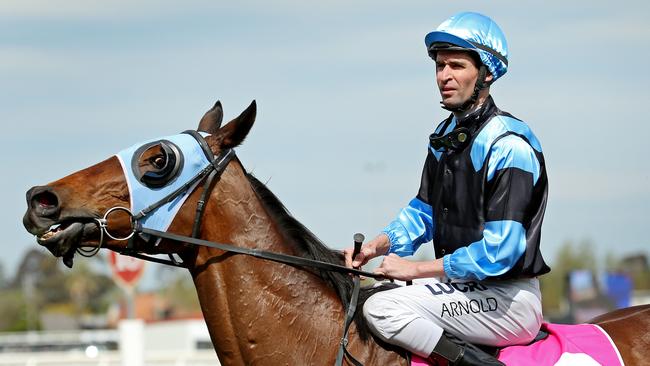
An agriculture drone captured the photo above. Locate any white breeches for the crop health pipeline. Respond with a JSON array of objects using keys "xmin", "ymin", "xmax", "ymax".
[{"xmin": 362, "ymin": 277, "xmax": 543, "ymax": 358}]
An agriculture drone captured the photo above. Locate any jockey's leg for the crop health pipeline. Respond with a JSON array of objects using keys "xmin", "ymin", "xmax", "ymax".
[
  {"xmin": 362, "ymin": 277, "xmax": 542, "ymax": 363},
  {"xmin": 430, "ymin": 331, "xmax": 505, "ymax": 366}
]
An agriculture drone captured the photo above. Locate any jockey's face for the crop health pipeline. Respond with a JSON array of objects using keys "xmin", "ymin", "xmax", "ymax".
[{"xmin": 435, "ymin": 50, "xmax": 483, "ymax": 109}]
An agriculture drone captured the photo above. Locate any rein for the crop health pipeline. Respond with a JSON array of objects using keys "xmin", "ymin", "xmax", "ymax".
[{"xmin": 90, "ymin": 129, "xmax": 381, "ymax": 366}]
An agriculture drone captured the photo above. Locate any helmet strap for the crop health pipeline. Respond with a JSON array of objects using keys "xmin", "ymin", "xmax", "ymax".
[{"xmin": 441, "ymin": 65, "xmax": 489, "ymax": 113}]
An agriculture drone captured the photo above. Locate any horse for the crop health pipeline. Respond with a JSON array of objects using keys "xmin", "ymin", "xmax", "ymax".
[{"xmin": 22, "ymin": 100, "xmax": 650, "ymax": 365}]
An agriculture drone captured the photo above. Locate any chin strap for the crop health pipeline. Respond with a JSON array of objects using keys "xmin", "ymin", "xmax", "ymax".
[{"xmin": 441, "ymin": 65, "xmax": 489, "ymax": 113}]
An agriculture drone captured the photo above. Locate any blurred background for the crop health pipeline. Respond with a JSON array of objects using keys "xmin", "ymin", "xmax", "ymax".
[{"xmin": 1, "ymin": 0, "xmax": 648, "ymax": 364}]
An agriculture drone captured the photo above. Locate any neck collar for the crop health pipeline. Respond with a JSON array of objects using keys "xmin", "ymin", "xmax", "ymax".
[
  {"xmin": 455, "ymin": 95, "xmax": 496, "ymax": 129},
  {"xmin": 429, "ymin": 96, "xmax": 497, "ymax": 153}
]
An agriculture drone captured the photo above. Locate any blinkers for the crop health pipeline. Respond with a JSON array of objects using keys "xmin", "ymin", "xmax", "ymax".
[
  {"xmin": 114, "ymin": 131, "xmax": 216, "ymax": 233},
  {"xmin": 132, "ymin": 140, "xmax": 184, "ymax": 188}
]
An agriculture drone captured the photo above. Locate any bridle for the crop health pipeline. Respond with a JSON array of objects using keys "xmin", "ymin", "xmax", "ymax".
[
  {"xmin": 83, "ymin": 129, "xmax": 383, "ymax": 366},
  {"xmin": 76, "ymin": 130, "xmax": 234, "ymax": 263},
  {"xmin": 76, "ymin": 206, "xmax": 136, "ymax": 258}
]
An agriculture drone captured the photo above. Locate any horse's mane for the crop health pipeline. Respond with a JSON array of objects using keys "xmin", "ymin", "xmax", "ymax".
[{"xmin": 246, "ymin": 173, "xmax": 397, "ymax": 342}]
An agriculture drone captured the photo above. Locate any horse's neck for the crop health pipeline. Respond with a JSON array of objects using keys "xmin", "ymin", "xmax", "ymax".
[{"xmin": 187, "ymin": 170, "xmax": 346, "ymax": 365}]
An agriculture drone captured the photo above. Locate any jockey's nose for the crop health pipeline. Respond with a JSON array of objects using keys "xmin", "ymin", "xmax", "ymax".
[{"xmin": 26, "ymin": 185, "xmax": 61, "ymax": 219}]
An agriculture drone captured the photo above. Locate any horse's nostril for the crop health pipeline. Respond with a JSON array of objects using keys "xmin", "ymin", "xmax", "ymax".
[
  {"xmin": 29, "ymin": 187, "xmax": 60, "ymax": 217},
  {"xmin": 36, "ymin": 192, "xmax": 58, "ymax": 208}
]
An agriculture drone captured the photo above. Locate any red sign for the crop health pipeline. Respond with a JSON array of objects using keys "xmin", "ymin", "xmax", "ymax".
[{"xmin": 107, "ymin": 251, "xmax": 146, "ymax": 288}]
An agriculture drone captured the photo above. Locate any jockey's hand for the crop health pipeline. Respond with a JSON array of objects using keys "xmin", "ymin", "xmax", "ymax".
[
  {"xmin": 374, "ymin": 255, "xmax": 446, "ymax": 280},
  {"xmin": 374, "ymin": 253, "xmax": 418, "ymax": 281},
  {"xmin": 343, "ymin": 233, "xmax": 390, "ymax": 269}
]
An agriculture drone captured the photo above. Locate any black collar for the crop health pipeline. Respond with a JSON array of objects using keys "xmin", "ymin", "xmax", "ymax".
[
  {"xmin": 455, "ymin": 95, "xmax": 497, "ymax": 129},
  {"xmin": 430, "ymin": 96, "xmax": 498, "ymax": 151}
]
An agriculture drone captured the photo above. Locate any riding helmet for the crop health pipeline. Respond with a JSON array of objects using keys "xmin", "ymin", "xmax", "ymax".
[{"xmin": 425, "ymin": 12, "xmax": 509, "ymax": 82}]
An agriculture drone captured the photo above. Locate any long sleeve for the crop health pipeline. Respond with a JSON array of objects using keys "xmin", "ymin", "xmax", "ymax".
[
  {"xmin": 382, "ymin": 149, "xmax": 438, "ymax": 257},
  {"xmin": 382, "ymin": 197, "xmax": 434, "ymax": 257},
  {"xmin": 443, "ymin": 134, "xmax": 541, "ymax": 280}
]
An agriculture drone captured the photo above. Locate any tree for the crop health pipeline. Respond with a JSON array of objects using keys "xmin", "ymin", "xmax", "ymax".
[
  {"xmin": 156, "ymin": 266, "xmax": 201, "ymax": 316},
  {"xmin": 11, "ymin": 249, "xmax": 70, "ymax": 303},
  {"xmin": 1, "ymin": 249, "xmax": 119, "ymax": 331},
  {"xmin": 0, "ymin": 289, "xmax": 31, "ymax": 331},
  {"xmin": 540, "ymin": 239, "xmax": 597, "ymax": 314},
  {"xmin": 64, "ymin": 260, "xmax": 118, "ymax": 316},
  {"xmin": 0, "ymin": 262, "xmax": 5, "ymax": 289}
]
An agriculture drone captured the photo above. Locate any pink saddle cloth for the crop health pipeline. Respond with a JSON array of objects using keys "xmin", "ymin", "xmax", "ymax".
[{"xmin": 411, "ymin": 323, "xmax": 624, "ymax": 366}]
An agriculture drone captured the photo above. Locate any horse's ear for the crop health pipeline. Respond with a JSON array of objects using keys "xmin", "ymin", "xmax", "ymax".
[
  {"xmin": 197, "ymin": 100, "xmax": 224, "ymax": 134},
  {"xmin": 215, "ymin": 100, "xmax": 256, "ymax": 149}
]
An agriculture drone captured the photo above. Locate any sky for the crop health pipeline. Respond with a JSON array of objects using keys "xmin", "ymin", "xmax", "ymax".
[{"xmin": 1, "ymin": 0, "xmax": 649, "ymax": 283}]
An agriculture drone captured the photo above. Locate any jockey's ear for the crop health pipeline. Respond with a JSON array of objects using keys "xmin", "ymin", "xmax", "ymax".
[
  {"xmin": 214, "ymin": 100, "xmax": 256, "ymax": 149},
  {"xmin": 197, "ymin": 100, "xmax": 224, "ymax": 134},
  {"xmin": 485, "ymin": 72, "xmax": 494, "ymax": 84}
]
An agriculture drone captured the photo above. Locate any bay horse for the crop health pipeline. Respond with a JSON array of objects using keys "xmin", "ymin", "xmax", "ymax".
[{"xmin": 22, "ymin": 100, "xmax": 650, "ymax": 365}]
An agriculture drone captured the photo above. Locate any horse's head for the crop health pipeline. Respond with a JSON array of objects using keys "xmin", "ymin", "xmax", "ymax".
[{"xmin": 23, "ymin": 100, "xmax": 256, "ymax": 267}]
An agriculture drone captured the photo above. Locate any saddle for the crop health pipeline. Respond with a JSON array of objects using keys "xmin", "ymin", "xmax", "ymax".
[
  {"xmin": 478, "ymin": 328, "xmax": 549, "ymax": 358},
  {"xmin": 410, "ymin": 323, "xmax": 623, "ymax": 366},
  {"xmin": 405, "ymin": 329, "xmax": 547, "ymax": 366}
]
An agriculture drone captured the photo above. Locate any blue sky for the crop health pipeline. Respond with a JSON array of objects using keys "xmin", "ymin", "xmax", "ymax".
[{"xmin": 1, "ymin": 1, "xmax": 649, "ymax": 281}]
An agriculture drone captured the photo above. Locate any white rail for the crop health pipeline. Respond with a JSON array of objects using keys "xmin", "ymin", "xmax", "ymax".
[
  {"xmin": 0, "ymin": 320, "xmax": 219, "ymax": 366},
  {"xmin": 0, "ymin": 350, "xmax": 219, "ymax": 366}
]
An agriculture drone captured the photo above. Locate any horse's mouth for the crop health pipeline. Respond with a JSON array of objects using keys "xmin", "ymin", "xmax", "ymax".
[{"xmin": 36, "ymin": 220, "xmax": 99, "ymax": 268}]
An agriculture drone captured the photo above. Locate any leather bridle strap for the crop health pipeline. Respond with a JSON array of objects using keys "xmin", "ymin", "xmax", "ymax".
[
  {"xmin": 335, "ymin": 274, "xmax": 363, "ymax": 366},
  {"xmin": 136, "ymin": 227, "xmax": 384, "ymax": 279},
  {"xmin": 131, "ymin": 147, "xmax": 235, "ymax": 222},
  {"xmin": 131, "ymin": 164, "xmax": 213, "ymax": 221}
]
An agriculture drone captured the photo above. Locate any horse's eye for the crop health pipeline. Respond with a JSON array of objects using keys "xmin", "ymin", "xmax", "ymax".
[{"xmin": 150, "ymin": 156, "xmax": 166, "ymax": 169}]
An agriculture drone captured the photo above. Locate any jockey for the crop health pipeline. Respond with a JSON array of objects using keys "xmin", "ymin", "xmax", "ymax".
[{"xmin": 345, "ymin": 12, "xmax": 550, "ymax": 366}]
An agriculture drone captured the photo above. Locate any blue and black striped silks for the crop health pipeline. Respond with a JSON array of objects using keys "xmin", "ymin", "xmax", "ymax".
[{"xmin": 383, "ymin": 96, "xmax": 550, "ymax": 280}]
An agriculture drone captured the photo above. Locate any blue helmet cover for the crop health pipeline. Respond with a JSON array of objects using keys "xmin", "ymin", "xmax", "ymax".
[
  {"xmin": 115, "ymin": 132, "xmax": 212, "ymax": 232},
  {"xmin": 425, "ymin": 12, "xmax": 509, "ymax": 81}
]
